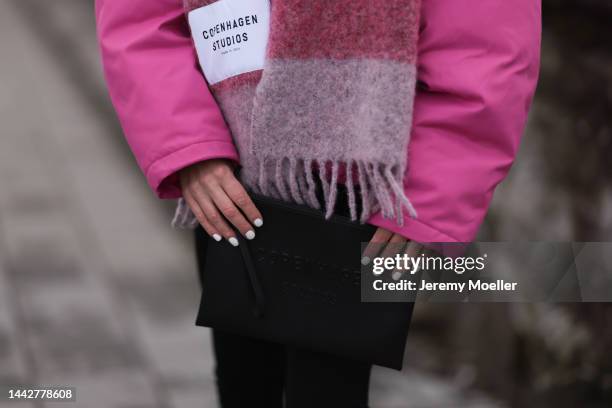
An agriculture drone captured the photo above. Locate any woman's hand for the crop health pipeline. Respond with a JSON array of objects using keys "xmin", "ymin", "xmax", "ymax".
[
  {"xmin": 362, "ymin": 228, "xmax": 423, "ymax": 278},
  {"xmin": 179, "ymin": 159, "xmax": 263, "ymax": 246}
]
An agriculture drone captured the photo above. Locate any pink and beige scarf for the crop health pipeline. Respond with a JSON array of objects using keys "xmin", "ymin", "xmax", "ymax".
[{"xmin": 175, "ymin": 0, "xmax": 421, "ymax": 228}]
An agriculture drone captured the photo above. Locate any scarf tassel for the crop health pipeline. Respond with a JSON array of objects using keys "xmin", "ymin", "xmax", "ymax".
[
  {"xmin": 172, "ymin": 157, "xmax": 417, "ymax": 229},
  {"xmin": 255, "ymin": 157, "xmax": 417, "ymax": 226}
]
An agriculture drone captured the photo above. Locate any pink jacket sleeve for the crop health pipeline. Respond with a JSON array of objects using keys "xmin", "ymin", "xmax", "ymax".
[
  {"xmin": 95, "ymin": 0, "xmax": 238, "ymax": 199},
  {"xmin": 97, "ymin": 0, "xmax": 540, "ymax": 242},
  {"xmin": 369, "ymin": 0, "xmax": 541, "ymax": 242}
]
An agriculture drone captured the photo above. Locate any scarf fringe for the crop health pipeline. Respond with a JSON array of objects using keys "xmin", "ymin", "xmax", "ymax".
[
  {"xmin": 171, "ymin": 196, "xmax": 197, "ymax": 229},
  {"xmin": 172, "ymin": 157, "xmax": 417, "ymax": 230}
]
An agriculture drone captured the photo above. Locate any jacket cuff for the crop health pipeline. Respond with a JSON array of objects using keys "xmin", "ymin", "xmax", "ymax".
[{"xmin": 146, "ymin": 140, "xmax": 240, "ymax": 199}]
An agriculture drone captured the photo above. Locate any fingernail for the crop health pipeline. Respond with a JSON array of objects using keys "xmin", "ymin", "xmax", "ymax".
[
  {"xmin": 229, "ymin": 237, "xmax": 239, "ymax": 247},
  {"xmin": 245, "ymin": 230, "xmax": 255, "ymax": 240},
  {"xmin": 392, "ymin": 271, "xmax": 403, "ymax": 281},
  {"xmin": 253, "ymin": 218, "xmax": 263, "ymax": 228},
  {"xmin": 212, "ymin": 234, "xmax": 222, "ymax": 242},
  {"xmin": 361, "ymin": 256, "xmax": 370, "ymax": 266}
]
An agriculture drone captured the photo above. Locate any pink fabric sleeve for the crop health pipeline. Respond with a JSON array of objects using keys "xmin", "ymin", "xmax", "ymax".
[
  {"xmin": 368, "ymin": 0, "xmax": 542, "ymax": 242},
  {"xmin": 95, "ymin": 0, "xmax": 239, "ymax": 199}
]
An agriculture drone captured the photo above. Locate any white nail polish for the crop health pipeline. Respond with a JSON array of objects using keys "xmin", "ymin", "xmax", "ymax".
[
  {"xmin": 245, "ymin": 230, "xmax": 255, "ymax": 240},
  {"xmin": 229, "ymin": 237, "xmax": 239, "ymax": 247},
  {"xmin": 253, "ymin": 218, "xmax": 264, "ymax": 227},
  {"xmin": 212, "ymin": 234, "xmax": 222, "ymax": 242},
  {"xmin": 361, "ymin": 256, "xmax": 370, "ymax": 266}
]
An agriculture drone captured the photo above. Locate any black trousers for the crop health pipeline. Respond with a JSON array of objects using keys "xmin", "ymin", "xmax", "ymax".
[
  {"xmin": 212, "ymin": 329, "xmax": 371, "ymax": 408},
  {"xmin": 198, "ymin": 181, "xmax": 371, "ymax": 407}
]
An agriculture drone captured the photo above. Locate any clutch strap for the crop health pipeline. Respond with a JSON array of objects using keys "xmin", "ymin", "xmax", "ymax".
[{"xmin": 237, "ymin": 235, "xmax": 266, "ymax": 318}]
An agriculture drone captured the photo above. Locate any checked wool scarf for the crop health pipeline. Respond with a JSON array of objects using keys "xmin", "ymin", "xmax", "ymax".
[{"xmin": 174, "ymin": 0, "xmax": 421, "ymax": 228}]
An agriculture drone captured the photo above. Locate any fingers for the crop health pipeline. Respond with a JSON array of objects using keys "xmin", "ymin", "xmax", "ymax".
[
  {"xmin": 405, "ymin": 241, "xmax": 424, "ymax": 260},
  {"xmin": 362, "ymin": 227, "xmax": 424, "ymax": 281},
  {"xmin": 191, "ymin": 185, "xmax": 240, "ymax": 246},
  {"xmin": 380, "ymin": 233, "xmax": 408, "ymax": 279},
  {"xmin": 183, "ymin": 189, "xmax": 222, "ymax": 242},
  {"xmin": 200, "ymin": 196, "xmax": 243, "ymax": 246},
  {"xmin": 362, "ymin": 228, "xmax": 394, "ymax": 265},
  {"xmin": 179, "ymin": 160, "xmax": 263, "ymax": 246},
  {"xmin": 207, "ymin": 184, "xmax": 256, "ymax": 241},
  {"xmin": 380, "ymin": 233, "xmax": 408, "ymax": 259},
  {"xmin": 222, "ymin": 176, "xmax": 264, "ymax": 227},
  {"xmin": 391, "ymin": 241, "xmax": 424, "ymax": 280}
]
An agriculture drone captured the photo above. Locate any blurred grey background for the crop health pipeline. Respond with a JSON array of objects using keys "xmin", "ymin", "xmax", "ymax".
[{"xmin": 0, "ymin": 0, "xmax": 610, "ymax": 407}]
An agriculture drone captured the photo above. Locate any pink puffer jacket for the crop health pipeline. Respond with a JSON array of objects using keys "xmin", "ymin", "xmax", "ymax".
[{"xmin": 95, "ymin": 0, "xmax": 541, "ymax": 243}]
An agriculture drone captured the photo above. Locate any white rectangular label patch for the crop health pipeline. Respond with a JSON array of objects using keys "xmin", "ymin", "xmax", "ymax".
[{"xmin": 188, "ymin": 0, "xmax": 270, "ymax": 85}]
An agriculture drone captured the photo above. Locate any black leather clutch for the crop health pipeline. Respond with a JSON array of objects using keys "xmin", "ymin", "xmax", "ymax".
[{"xmin": 194, "ymin": 193, "xmax": 414, "ymax": 370}]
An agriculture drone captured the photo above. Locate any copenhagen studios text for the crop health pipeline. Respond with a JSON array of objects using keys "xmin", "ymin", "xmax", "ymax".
[{"xmin": 201, "ymin": 14, "xmax": 260, "ymax": 51}]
